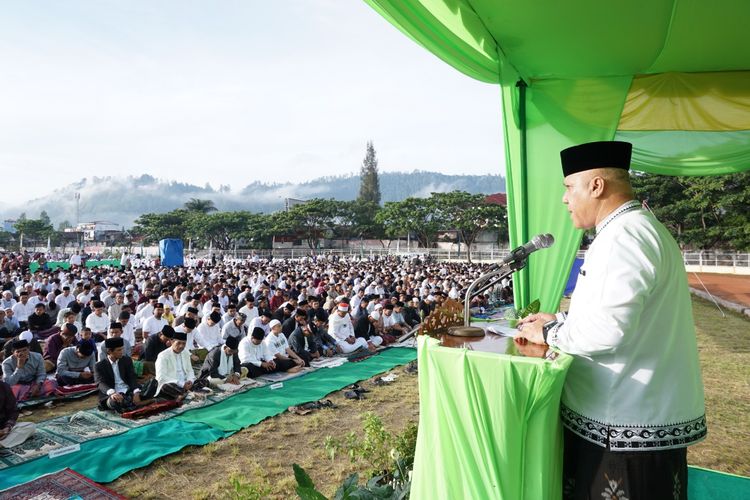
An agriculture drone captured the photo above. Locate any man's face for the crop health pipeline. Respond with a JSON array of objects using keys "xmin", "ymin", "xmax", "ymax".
[
  {"xmin": 337, "ymin": 310, "xmax": 347, "ymax": 318},
  {"xmin": 171, "ymin": 339, "xmax": 186, "ymax": 353},
  {"xmin": 562, "ymin": 171, "xmax": 598, "ymax": 230},
  {"xmin": 94, "ymin": 306, "xmax": 104, "ymax": 316},
  {"xmin": 261, "ymin": 316, "xmax": 270, "ymax": 325},
  {"xmin": 34, "ymin": 306, "xmax": 45, "ymax": 316},
  {"xmin": 115, "ymin": 294, "xmax": 124, "ymax": 304},
  {"xmin": 110, "ymin": 328, "xmax": 122, "ymax": 338},
  {"xmin": 20, "ymin": 295, "xmax": 28, "ymax": 304},
  {"xmin": 13, "ymin": 347, "xmax": 29, "ymax": 361},
  {"xmin": 251, "ymin": 337, "xmax": 262, "ymax": 345},
  {"xmin": 81, "ymin": 330, "xmax": 92, "ymax": 340},
  {"xmin": 4, "ymin": 309, "xmax": 12, "ymax": 318},
  {"xmin": 154, "ymin": 306, "xmax": 163, "ymax": 318},
  {"xmin": 109, "ymin": 346, "xmax": 124, "ymax": 360}
]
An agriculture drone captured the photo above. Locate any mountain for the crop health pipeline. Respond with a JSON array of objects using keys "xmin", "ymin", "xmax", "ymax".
[{"xmin": 1, "ymin": 171, "xmax": 505, "ymax": 228}]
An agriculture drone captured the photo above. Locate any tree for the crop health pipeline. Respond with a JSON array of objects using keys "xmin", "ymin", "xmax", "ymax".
[
  {"xmin": 189, "ymin": 211, "xmax": 268, "ymax": 250},
  {"xmin": 271, "ymin": 198, "xmax": 340, "ymax": 250},
  {"xmin": 184, "ymin": 198, "xmax": 218, "ymax": 214},
  {"xmin": 358, "ymin": 141, "xmax": 381, "ymax": 205},
  {"xmin": 631, "ymin": 171, "xmax": 750, "ymax": 251},
  {"xmin": 432, "ymin": 191, "xmax": 507, "ymax": 262},
  {"xmin": 375, "ymin": 197, "xmax": 445, "ymax": 249},
  {"xmin": 132, "ymin": 210, "xmax": 195, "ymax": 245}
]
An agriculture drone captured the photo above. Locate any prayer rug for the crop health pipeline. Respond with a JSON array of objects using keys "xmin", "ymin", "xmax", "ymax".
[
  {"xmin": 0, "ymin": 467, "xmax": 126, "ymax": 499},
  {"xmin": 17, "ymin": 388, "xmax": 98, "ymax": 409}
]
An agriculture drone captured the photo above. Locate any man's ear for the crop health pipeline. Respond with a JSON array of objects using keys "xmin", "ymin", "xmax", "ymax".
[{"xmin": 589, "ymin": 176, "xmax": 606, "ymax": 198}]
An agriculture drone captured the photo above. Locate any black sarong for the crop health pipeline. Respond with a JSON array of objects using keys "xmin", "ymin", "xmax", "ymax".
[{"xmin": 563, "ymin": 429, "xmax": 687, "ymax": 500}]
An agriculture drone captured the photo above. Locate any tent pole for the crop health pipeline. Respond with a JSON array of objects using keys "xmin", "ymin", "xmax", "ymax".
[{"xmin": 516, "ymin": 79, "xmax": 530, "ymax": 307}]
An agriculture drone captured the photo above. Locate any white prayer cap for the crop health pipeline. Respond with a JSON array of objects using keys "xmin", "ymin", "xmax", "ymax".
[
  {"xmin": 268, "ymin": 319, "xmax": 281, "ymax": 329},
  {"xmin": 374, "ymin": 304, "xmax": 383, "ymax": 310},
  {"xmin": 19, "ymin": 330, "xmax": 33, "ymax": 342},
  {"xmin": 335, "ymin": 295, "xmax": 346, "ymax": 302},
  {"xmin": 337, "ymin": 303, "xmax": 349, "ymax": 312},
  {"xmin": 412, "ymin": 297, "xmax": 420, "ymax": 303},
  {"xmin": 426, "ymin": 295, "xmax": 435, "ymax": 302}
]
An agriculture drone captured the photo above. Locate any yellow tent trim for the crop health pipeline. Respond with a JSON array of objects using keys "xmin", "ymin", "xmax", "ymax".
[{"xmin": 618, "ymin": 71, "xmax": 750, "ymax": 131}]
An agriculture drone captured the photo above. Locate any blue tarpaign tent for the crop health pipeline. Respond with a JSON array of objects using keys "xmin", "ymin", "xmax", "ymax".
[{"xmin": 159, "ymin": 238, "xmax": 184, "ymax": 267}]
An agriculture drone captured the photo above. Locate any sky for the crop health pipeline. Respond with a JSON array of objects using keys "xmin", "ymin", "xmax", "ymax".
[{"xmin": 0, "ymin": 0, "xmax": 504, "ymax": 206}]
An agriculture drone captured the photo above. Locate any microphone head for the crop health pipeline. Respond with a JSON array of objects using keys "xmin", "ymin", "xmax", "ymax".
[{"xmin": 532, "ymin": 233, "xmax": 555, "ymax": 249}]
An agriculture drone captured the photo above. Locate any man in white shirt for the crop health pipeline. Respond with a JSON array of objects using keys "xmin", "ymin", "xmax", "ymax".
[
  {"xmin": 85, "ymin": 300, "xmax": 110, "ymax": 341},
  {"xmin": 238, "ymin": 327, "xmax": 274, "ymax": 378},
  {"xmin": 239, "ymin": 296, "xmax": 259, "ymax": 323},
  {"xmin": 328, "ymin": 303, "xmax": 368, "ymax": 354},
  {"xmin": 516, "ymin": 141, "xmax": 705, "ymax": 500},
  {"xmin": 194, "ymin": 311, "xmax": 223, "ymax": 351},
  {"xmin": 141, "ymin": 303, "xmax": 168, "ymax": 341},
  {"xmin": 262, "ymin": 320, "xmax": 304, "ymax": 373},
  {"xmin": 247, "ymin": 311, "xmax": 272, "ymax": 338},
  {"xmin": 11, "ymin": 292, "xmax": 35, "ymax": 327},
  {"xmin": 55, "ymin": 286, "xmax": 75, "ymax": 309},
  {"xmin": 154, "ymin": 330, "xmax": 206, "ymax": 401}
]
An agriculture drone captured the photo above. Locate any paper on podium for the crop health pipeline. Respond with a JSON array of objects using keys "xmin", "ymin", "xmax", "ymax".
[{"xmin": 483, "ymin": 322, "xmax": 519, "ymax": 338}]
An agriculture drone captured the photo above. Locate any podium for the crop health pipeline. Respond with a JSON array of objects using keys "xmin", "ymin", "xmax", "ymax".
[{"xmin": 410, "ymin": 330, "xmax": 572, "ymax": 499}]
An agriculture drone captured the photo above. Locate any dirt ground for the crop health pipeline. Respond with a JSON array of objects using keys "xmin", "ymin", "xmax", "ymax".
[{"xmin": 687, "ymin": 272, "xmax": 750, "ymax": 308}]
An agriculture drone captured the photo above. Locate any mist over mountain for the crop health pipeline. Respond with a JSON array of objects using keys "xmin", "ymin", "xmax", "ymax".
[{"xmin": 1, "ymin": 171, "xmax": 505, "ymax": 228}]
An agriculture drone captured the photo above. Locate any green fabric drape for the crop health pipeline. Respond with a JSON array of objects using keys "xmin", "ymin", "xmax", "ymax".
[
  {"xmin": 410, "ymin": 336, "xmax": 572, "ymax": 499},
  {"xmin": 364, "ymin": 0, "xmax": 750, "ymax": 311}
]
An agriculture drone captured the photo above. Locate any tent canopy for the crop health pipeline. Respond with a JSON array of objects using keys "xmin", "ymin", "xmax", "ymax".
[{"xmin": 365, "ymin": 0, "xmax": 750, "ymax": 310}]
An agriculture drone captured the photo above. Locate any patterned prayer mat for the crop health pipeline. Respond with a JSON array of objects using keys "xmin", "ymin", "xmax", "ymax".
[
  {"xmin": 0, "ymin": 467, "xmax": 126, "ymax": 499},
  {"xmin": 0, "ymin": 377, "xmax": 266, "ymax": 469},
  {"xmin": 17, "ymin": 388, "xmax": 99, "ymax": 409}
]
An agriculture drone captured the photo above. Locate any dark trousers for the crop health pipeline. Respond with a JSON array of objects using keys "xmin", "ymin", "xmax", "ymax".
[
  {"xmin": 57, "ymin": 374, "xmax": 94, "ymax": 386},
  {"xmin": 241, "ymin": 358, "xmax": 297, "ymax": 378},
  {"xmin": 563, "ymin": 429, "xmax": 688, "ymax": 500}
]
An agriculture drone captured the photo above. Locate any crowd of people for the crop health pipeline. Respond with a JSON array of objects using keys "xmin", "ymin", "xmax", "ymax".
[{"xmin": 0, "ymin": 253, "xmax": 509, "ymax": 445}]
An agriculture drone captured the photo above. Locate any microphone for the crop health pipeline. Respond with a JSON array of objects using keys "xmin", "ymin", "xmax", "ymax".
[{"xmin": 497, "ymin": 234, "xmax": 555, "ymax": 266}]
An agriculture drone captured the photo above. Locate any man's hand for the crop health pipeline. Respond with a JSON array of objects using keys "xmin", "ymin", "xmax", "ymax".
[
  {"xmin": 183, "ymin": 380, "xmax": 193, "ymax": 391},
  {"xmin": 133, "ymin": 392, "xmax": 142, "ymax": 405},
  {"xmin": 516, "ymin": 312, "xmax": 556, "ymax": 327},
  {"xmin": 15, "ymin": 351, "xmax": 28, "ymax": 369},
  {"xmin": 190, "ymin": 354, "xmax": 199, "ymax": 363},
  {"xmin": 0, "ymin": 425, "xmax": 12, "ymax": 439},
  {"xmin": 226, "ymin": 374, "xmax": 240, "ymax": 385},
  {"xmin": 111, "ymin": 392, "xmax": 124, "ymax": 403},
  {"xmin": 30, "ymin": 383, "xmax": 40, "ymax": 397},
  {"xmin": 515, "ymin": 317, "xmax": 547, "ymax": 345},
  {"xmin": 514, "ymin": 338, "xmax": 550, "ymax": 358},
  {"xmin": 80, "ymin": 371, "xmax": 93, "ymax": 380},
  {"xmin": 346, "ymin": 336, "xmax": 356, "ymax": 345}
]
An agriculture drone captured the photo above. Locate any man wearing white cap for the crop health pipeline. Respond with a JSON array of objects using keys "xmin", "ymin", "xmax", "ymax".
[{"xmin": 328, "ymin": 303, "xmax": 368, "ymax": 354}]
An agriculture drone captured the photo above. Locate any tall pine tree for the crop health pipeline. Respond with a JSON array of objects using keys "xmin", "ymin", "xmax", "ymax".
[{"xmin": 358, "ymin": 141, "xmax": 381, "ymax": 205}]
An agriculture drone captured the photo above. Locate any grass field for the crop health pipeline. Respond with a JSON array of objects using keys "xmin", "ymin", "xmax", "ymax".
[{"xmin": 19, "ymin": 295, "xmax": 750, "ymax": 498}]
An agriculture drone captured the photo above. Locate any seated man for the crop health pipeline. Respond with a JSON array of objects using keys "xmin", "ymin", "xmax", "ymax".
[
  {"xmin": 85, "ymin": 300, "xmax": 110, "ymax": 342},
  {"xmin": 141, "ymin": 302, "xmax": 168, "ymax": 341},
  {"xmin": 97, "ymin": 322, "xmax": 132, "ymax": 360},
  {"xmin": 27, "ymin": 303, "xmax": 56, "ymax": 337},
  {"xmin": 194, "ymin": 311, "xmax": 223, "ymax": 352},
  {"xmin": 402, "ymin": 298, "xmax": 422, "ymax": 328},
  {"xmin": 382, "ymin": 304, "xmax": 408, "ymax": 337},
  {"xmin": 328, "ymin": 303, "xmax": 368, "ymax": 354},
  {"xmin": 43, "ymin": 323, "xmax": 78, "ymax": 373},
  {"xmin": 221, "ymin": 312, "xmax": 247, "ymax": 341},
  {"xmin": 288, "ymin": 321, "xmax": 320, "ymax": 366},
  {"xmin": 141, "ymin": 324, "xmax": 174, "ymax": 374},
  {"xmin": 282, "ymin": 308, "xmax": 307, "ymax": 338},
  {"xmin": 56, "ymin": 341, "xmax": 96, "ymax": 386},
  {"xmin": 94, "ymin": 337, "xmax": 156, "ymax": 413},
  {"xmin": 154, "ymin": 330, "xmax": 207, "ymax": 402},
  {"xmin": 0, "ymin": 380, "xmax": 35, "ymax": 448},
  {"xmin": 263, "ymin": 320, "xmax": 305, "ymax": 373},
  {"xmin": 247, "ymin": 310, "xmax": 272, "ymax": 338},
  {"xmin": 1, "ymin": 339, "xmax": 57, "ymax": 400},
  {"xmin": 0, "ymin": 308, "xmax": 18, "ymax": 341},
  {"xmin": 198, "ymin": 335, "xmax": 245, "ymax": 388},
  {"xmin": 310, "ymin": 312, "xmax": 337, "ymax": 357},
  {"xmin": 354, "ymin": 311, "xmax": 384, "ymax": 352},
  {"xmin": 238, "ymin": 327, "xmax": 272, "ymax": 378}
]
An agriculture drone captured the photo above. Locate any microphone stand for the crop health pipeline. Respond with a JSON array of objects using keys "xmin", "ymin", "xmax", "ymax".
[{"xmin": 447, "ymin": 259, "xmax": 527, "ymax": 337}]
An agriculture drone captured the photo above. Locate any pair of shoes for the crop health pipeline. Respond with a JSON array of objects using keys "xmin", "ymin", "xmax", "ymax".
[
  {"xmin": 344, "ymin": 390, "xmax": 365, "ymax": 400},
  {"xmin": 372, "ymin": 377, "xmax": 390, "ymax": 386},
  {"xmin": 346, "ymin": 383, "xmax": 369, "ymax": 394}
]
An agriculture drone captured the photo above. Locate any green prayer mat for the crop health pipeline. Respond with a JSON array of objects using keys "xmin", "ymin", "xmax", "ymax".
[
  {"xmin": 688, "ymin": 466, "xmax": 750, "ymax": 500},
  {"xmin": 177, "ymin": 347, "xmax": 418, "ymax": 431}
]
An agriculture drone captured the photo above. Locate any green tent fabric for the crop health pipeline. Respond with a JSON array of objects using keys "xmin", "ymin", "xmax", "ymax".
[
  {"xmin": 29, "ymin": 259, "xmax": 120, "ymax": 273},
  {"xmin": 410, "ymin": 336, "xmax": 572, "ymax": 499},
  {"xmin": 364, "ymin": 0, "xmax": 750, "ymax": 311},
  {"xmin": 0, "ymin": 419, "xmax": 230, "ymax": 491},
  {"xmin": 178, "ymin": 347, "xmax": 417, "ymax": 431}
]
